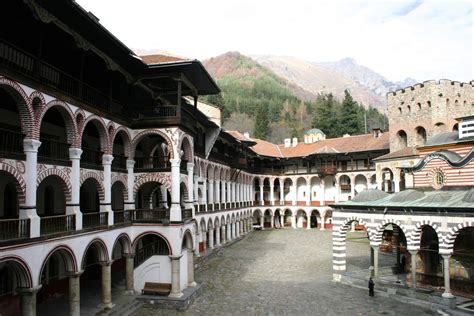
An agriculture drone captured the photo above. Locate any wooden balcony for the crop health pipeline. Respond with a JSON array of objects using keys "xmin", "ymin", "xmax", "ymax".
[
  {"xmin": 113, "ymin": 210, "xmax": 132, "ymax": 225},
  {"xmin": 111, "ymin": 155, "xmax": 127, "ymax": 172},
  {"xmin": 132, "ymin": 209, "xmax": 168, "ymax": 223},
  {"xmin": 40, "ymin": 214, "xmax": 75, "ymax": 236},
  {"xmin": 82, "ymin": 212, "xmax": 108, "ymax": 229},
  {"xmin": 80, "ymin": 148, "xmax": 103, "ymax": 170},
  {"xmin": 320, "ymin": 166, "xmax": 338, "ymax": 174},
  {"xmin": 0, "ymin": 218, "xmax": 29, "ymax": 242},
  {"xmin": 134, "ymin": 156, "xmax": 170, "ymax": 172},
  {"xmin": 38, "ymin": 139, "xmax": 71, "ymax": 166},
  {"xmin": 0, "ymin": 128, "xmax": 25, "ymax": 160}
]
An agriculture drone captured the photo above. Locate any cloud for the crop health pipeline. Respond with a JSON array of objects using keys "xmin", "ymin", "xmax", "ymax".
[{"xmin": 393, "ymin": 0, "xmax": 424, "ymax": 16}]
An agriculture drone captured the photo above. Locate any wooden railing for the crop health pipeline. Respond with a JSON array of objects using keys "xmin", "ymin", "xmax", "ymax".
[
  {"xmin": 40, "ymin": 214, "xmax": 75, "ymax": 236},
  {"xmin": 134, "ymin": 240, "xmax": 170, "ymax": 267},
  {"xmin": 82, "ymin": 212, "xmax": 108, "ymax": 229},
  {"xmin": 113, "ymin": 210, "xmax": 131, "ymax": 225},
  {"xmin": 134, "ymin": 156, "xmax": 169, "ymax": 172},
  {"xmin": 132, "ymin": 209, "xmax": 168, "ymax": 223},
  {"xmin": 198, "ymin": 204, "xmax": 206, "ymax": 213},
  {"xmin": 0, "ymin": 218, "xmax": 30, "ymax": 242},
  {"xmin": 181, "ymin": 208, "xmax": 193, "ymax": 221},
  {"xmin": 111, "ymin": 155, "xmax": 127, "ymax": 171},
  {"xmin": 38, "ymin": 139, "xmax": 70, "ymax": 165},
  {"xmin": 0, "ymin": 128, "xmax": 24, "ymax": 158},
  {"xmin": 81, "ymin": 148, "xmax": 103, "ymax": 169}
]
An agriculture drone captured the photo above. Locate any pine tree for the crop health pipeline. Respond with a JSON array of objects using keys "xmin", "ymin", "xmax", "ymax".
[
  {"xmin": 338, "ymin": 90, "xmax": 362, "ymax": 136},
  {"xmin": 312, "ymin": 93, "xmax": 339, "ymax": 138},
  {"xmin": 254, "ymin": 106, "xmax": 269, "ymax": 139}
]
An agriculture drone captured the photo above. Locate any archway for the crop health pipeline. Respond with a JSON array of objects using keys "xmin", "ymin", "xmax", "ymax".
[
  {"xmin": 80, "ymin": 119, "xmax": 107, "ymax": 169},
  {"xmin": 296, "ymin": 177, "xmax": 306, "ymax": 206},
  {"xmin": 378, "ymin": 223, "xmax": 407, "ymax": 281},
  {"xmin": 274, "ymin": 178, "xmax": 281, "ymax": 205},
  {"xmin": 0, "ymin": 86, "xmax": 26, "ymax": 157},
  {"xmin": 323, "ymin": 175, "xmax": 336, "ymax": 203},
  {"xmin": 111, "ymin": 129, "xmax": 131, "ymax": 171},
  {"xmin": 283, "ymin": 178, "xmax": 293, "ymax": 205},
  {"xmin": 295, "ymin": 209, "xmax": 308, "ymax": 228},
  {"xmin": 111, "ymin": 234, "xmax": 132, "ymax": 295},
  {"xmin": 354, "ymin": 175, "xmax": 368, "ymax": 196},
  {"xmin": 338, "ymin": 175, "xmax": 351, "ymax": 201},
  {"xmin": 451, "ymin": 227, "xmax": 474, "ymax": 296},
  {"xmin": 416, "ymin": 225, "xmax": 440, "ymax": 288},
  {"xmin": 111, "ymin": 181, "xmax": 126, "ymax": 211},
  {"xmin": 0, "ymin": 258, "xmax": 33, "ymax": 315},
  {"xmin": 310, "ymin": 177, "xmax": 321, "ymax": 205},
  {"xmin": 134, "ymin": 133, "xmax": 169, "ymax": 172},
  {"xmin": 381, "ymin": 168, "xmax": 394, "ymax": 193},
  {"xmin": 0, "ymin": 171, "xmax": 20, "ymax": 219},
  {"xmin": 135, "ymin": 181, "xmax": 169, "ymax": 210},
  {"xmin": 274, "ymin": 209, "xmax": 282, "ymax": 228},
  {"xmin": 415, "ymin": 126, "xmax": 427, "ymax": 147},
  {"xmin": 396, "ymin": 130, "xmax": 408, "ymax": 150},
  {"xmin": 283, "ymin": 209, "xmax": 293, "ymax": 228},
  {"xmin": 309, "ymin": 209, "xmax": 320, "ymax": 228},
  {"xmin": 37, "ymin": 175, "xmax": 66, "ymax": 217},
  {"xmin": 263, "ymin": 209, "xmax": 272, "ymax": 228}
]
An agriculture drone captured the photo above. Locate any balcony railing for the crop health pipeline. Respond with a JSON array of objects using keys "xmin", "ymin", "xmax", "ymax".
[
  {"xmin": 113, "ymin": 210, "xmax": 131, "ymax": 225},
  {"xmin": 132, "ymin": 209, "xmax": 168, "ymax": 223},
  {"xmin": 0, "ymin": 39, "xmax": 127, "ymax": 118},
  {"xmin": 181, "ymin": 208, "xmax": 192, "ymax": 221},
  {"xmin": 198, "ymin": 204, "xmax": 206, "ymax": 213},
  {"xmin": 0, "ymin": 218, "xmax": 30, "ymax": 242},
  {"xmin": 38, "ymin": 139, "xmax": 70, "ymax": 165},
  {"xmin": 0, "ymin": 128, "xmax": 24, "ymax": 159},
  {"xmin": 40, "ymin": 214, "xmax": 75, "ymax": 236},
  {"xmin": 81, "ymin": 148, "xmax": 103, "ymax": 170},
  {"xmin": 111, "ymin": 155, "xmax": 127, "ymax": 172},
  {"xmin": 83, "ymin": 212, "xmax": 108, "ymax": 229},
  {"xmin": 134, "ymin": 156, "xmax": 169, "ymax": 172}
]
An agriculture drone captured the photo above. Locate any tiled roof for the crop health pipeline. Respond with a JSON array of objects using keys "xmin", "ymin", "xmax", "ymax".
[
  {"xmin": 226, "ymin": 131, "xmax": 389, "ymax": 158},
  {"xmin": 140, "ymin": 54, "xmax": 187, "ymax": 64},
  {"xmin": 373, "ymin": 147, "xmax": 418, "ymax": 161}
]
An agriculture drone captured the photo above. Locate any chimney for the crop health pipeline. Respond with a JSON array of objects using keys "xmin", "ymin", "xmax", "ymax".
[
  {"xmin": 292, "ymin": 137, "xmax": 298, "ymax": 147},
  {"xmin": 372, "ymin": 128, "xmax": 381, "ymax": 138},
  {"xmin": 243, "ymin": 132, "xmax": 250, "ymax": 139},
  {"xmin": 284, "ymin": 138, "xmax": 291, "ymax": 148}
]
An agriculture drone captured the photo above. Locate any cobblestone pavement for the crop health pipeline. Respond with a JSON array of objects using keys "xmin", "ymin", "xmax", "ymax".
[{"xmin": 134, "ymin": 229, "xmax": 434, "ymax": 316}]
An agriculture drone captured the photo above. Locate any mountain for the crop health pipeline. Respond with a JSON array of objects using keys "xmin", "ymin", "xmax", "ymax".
[{"xmin": 252, "ymin": 55, "xmax": 417, "ymax": 111}]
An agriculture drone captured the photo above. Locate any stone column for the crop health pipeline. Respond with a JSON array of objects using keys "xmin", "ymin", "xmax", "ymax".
[
  {"xmin": 270, "ymin": 215, "xmax": 275, "ymax": 228},
  {"xmin": 334, "ymin": 178, "xmax": 340, "ymax": 203},
  {"xmin": 350, "ymin": 176, "xmax": 355, "ymax": 199},
  {"xmin": 169, "ymin": 255, "xmax": 183, "ymax": 297},
  {"xmin": 17, "ymin": 285, "xmax": 41, "ymax": 316},
  {"xmin": 208, "ymin": 179, "xmax": 214, "ymax": 205},
  {"xmin": 221, "ymin": 225, "xmax": 226, "ymax": 243},
  {"xmin": 194, "ymin": 231, "xmax": 201, "ymax": 256},
  {"xmin": 260, "ymin": 215, "xmax": 264, "ymax": 230},
  {"xmin": 320, "ymin": 211, "xmax": 326, "ymax": 230},
  {"xmin": 306, "ymin": 179, "xmax": 311, "ymax": 206},
  {"xmin": 280, "ymin": 214, "xmax": 284, "ymax": 228},
  {"xmin": 270, "ymin": 182, "xmax": 275, "ymax": 205},
  {"xmin": 409, "ymin": 250, "xmax": 417, "ymax": 289},
  {"xmin": 187, "ymin": 163, "xmax": 194, "ymax": 215},
  {"xmin": 306, "ymin": 213, "xmax": 311, "ymax": 230},
  {"xmin": 208, "ymin": 228, "xmax": 214, "ymax": 249},
  {"xmin": 215, "ymin": 226, "xmax": 220, "ymax": 246},
  {"xmin": 259, "ymin": 184, "xmax": 264, "ymax": 206},
  {"xmin": 193, "ymin": 175, "xmax": 199, "ymax": 206},
  {"xmin": 280, "ymin": 182, "xmax": 284, "ymax": 205},
  {"xmin": 68, "ymin": 272, "xmax": 82, "ymax": 316},
  {"xmin": 125, "ymin": 160, "xmax": 135, "ymax": 210},
  {"xmin": 187, "ymin": 249, "xmax": 197, "ymax": 287},
  {"xmin": 100, "ymin": 261, "xmax": 114, "ymax": 308},
  {"xmin": 372, "ymin": 246, "xmax": 379, "ymax": 278},
  {"xmin": 102, "ymin": 154, "xmax": 114, "ymax": 225},
  {"xmin": 202, "ymin": 177, "xmax": 208, "ymax": 209},
  {"xmin": 125, "ymin": 254, "xmax": 135, "ymax": 294},
  {"xmin": 292, "ymin": 183, "xmax": 297, "ymax": 206},
  {"xmin": 169, "ymin": 158, "xmax": 182, "ymax": 221},
  {"xmin": 227, "ymin": 181, "xmax": 231, "ymax": 206},
  {"xmin": 221, "ymin": 180, "xmax": 226, "ymax": 207},
  {"xmin": 320, "ymin": 180, "xmax": 325, "ymax": 206},
  {"xmin": 215, "ymin": 179, "xmax": 220, "ymax": 205},
  {"xmin": 442, "ymin": 254, "xmax": 453, "ymax": 298},
  {"xmin": 227, "ymin": 223, "xmax": 231, "ymax": 240},
  {"xmin": 21, "ymin": 139, "xmax": 41, "ymax": 238},
  {"xmin": 68, "ymin": 148, "xmax": 83, "ymax": 230},
  {"xmin": 291, "ymin": 215, "xmax": 296, "ymax": 229}
]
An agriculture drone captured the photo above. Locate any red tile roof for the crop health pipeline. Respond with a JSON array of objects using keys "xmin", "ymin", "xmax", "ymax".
[
  {"xmin": 227, "ymin": 131, "xmax": 389, "ymax": 158},
  {"xmin": 373, "ymin": 147, "xmax": 419, "ymax": 161},
  {"xmin": 140, "ymin": 54, "xmax": 187, "ymax": 64}
]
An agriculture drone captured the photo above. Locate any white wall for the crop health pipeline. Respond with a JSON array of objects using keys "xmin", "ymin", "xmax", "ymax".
[{"xmin": 134, "ymin": 255, "xmax": 172, "ymax": 292}]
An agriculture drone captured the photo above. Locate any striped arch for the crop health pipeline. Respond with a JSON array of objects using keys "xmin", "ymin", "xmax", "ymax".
[
  {"xmin": 35, "ymin": 99, "xmax": 77, "ymax": 145},
  {"xmin": 0, "ymin": 162, "xmax": 26, "ymax": 204},
  {"xmin": 409, "ymin": 221, "xmax": 442, "ymax": 249},
  {"xmin": 112, "ymin": 233, "xmax": 133, "ymax": 256},
  {"xmin": 182, "ymin": 229, "xmax": 194, "ymax": 250},
  {"xmin": 336, "ymin": 216, "xmax": 371, "ymax": 240},
  {"xmin": 131, "ymin": 129, "xmax": 174, "ymax": 159},
  {"xmin": 178, "ymin": 134, "xmax": 193, "ymax": 162},
  {"xmin": 0, "ymin": 256, "xmax": 33, "ymax": 288},
  {"xmin": 80, "ymin": 172, "xmax": 105, "ymax": 201},
  {"xmin": 39, "ymin": 245, "xmax": 78, "ymax": 284},
  {"xmin": 109, "ymin": 125, "xmax": 133, "ymax": 158},
  {"xmin": 37, "ymin": 168, "xmax": 72, "ymax": 203},
  {"xmin": 372, "ymin": 220, "xmax": 408, "ymax": 246},
  {"xmin": 28, "ymin": 90, "xmax": 46, "ymax": 110},
  {"xmin": 112, "ymin": 175, "xmax": 128, "ymax": 200},
  {"xmin": 0, "ymin": 77, "xmax": 34, "ymax": 138},
  {"xmin": 132, "ymin": 231, "xmax": 172, "ymax": 255},
  {"xmin": 79, "ymin": 115, "xmax": 110, "ymax": 154},
  {"xmin": 81, "ymin": 238, "xmax": 110, "ymax": 269},
  {"xmin": 133, "ymin": 173, "xmax": 170, "ymax": 198},
  {"xmin": 180, "ymin": 181, "xmax": 189, "ymax": 201},
  {"xmin": 443, "ymin": 222, "xmax": 473, "ymax": 252}
]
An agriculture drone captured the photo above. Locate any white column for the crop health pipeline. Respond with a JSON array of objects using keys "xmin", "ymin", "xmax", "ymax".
[
  {"xmin": 221, "ymin": 180, "xmax": 226, "ymax": 206},
  {"xmin": 21, "ymin": 139, "xmax": 41, "ymax": 238},
  {"xmin": 193, "ymin": 175, "xmax": 199, "ymax": 205},
  {"xmin": 215, "ymin": 226, "xmax": 220, "ymax": 246},
  {"xmin": 292, "ymin": 183, "xmax": 297, "ymax": 206},
  {"xmin": 441, "ymin": 254, "xmax": 454, "ymax": 298},
  {"xmin": 68, "ymin": 272, "xmax": 81, "ymax": 316},
  {"xmin": 187, "ymin": 249, "xmax": 196, "ymax": 287},
  {"xmin": 372, "ymin": 246, "xmax": 379, "ymax": 278},
  {"xmin": 100, "ymin": 261, "xmax": 114, "ymax": 308},
  {"xmin": 306, "ymin": 212, "xmax": 311, "ymax": 230},
  {"xmin": 320, "ymin": 211, "xmax": 326, "ymax": 230},
  {"xmin": 169, "ymin": 255, "xmax": 183, "ymax": 297},
  {"xmin": 350, "ymin": 176, "xmax": 355, "ymax": 199},
  {"xmin": 334, "ymin": 178, "xmax": 340, "ymax": 203},
  {"xmin": 259, "ymin": 184, "xmax": 264, "ymax": 206},
  {"xmin": 320, "ymin": 180, "xmax": 325, "ymax": 205},
  {"xmin": 125, "ymin": 160, "xmax": 135, "ymax": 210},
  {"xmin": 169, "ymin": 158, "xmax": 182, "ymax": 221},
  {"xmin": 270, "ymin": 215, "xmax": 274, "ymax": 228},
  {"xmin": 102, "ymin": 154, "xmax": 114, "ymax": 225},
  {"xmin": 68, "ymin": 148, "xmax": 83, "ymax": 230},
  {"xmin": 227, "ymin": 223, "xmax": 231, "ymax": 240},
  {"xmin": 187, "ymin": 163, "xmax": 194, "ymax": 215},
  {"xmin": 291, "ymin": 215, "xmax": 296, "ymax": 229},
  {"xmin": 306, "ymin": 179, "xmax": 311, "ymax": 206},
  {"xmin": 208, "ymin": 179, "xmax": 214, "ymax": 204},
  {"xmin": 221, "ymin": 225, "xmax": 226, "ymax": 244},
  {"xmin": 208, "ymin": 228, "xmax": 214, "ymax": 249},
  {"xmin": 203, "ymin": 177, "xmax": 208, "ymax": 207},
  {"xmin": 270, "ymin": 182, "xmax": 275, "ymax": 205},
  {"xmin": 227, "ymin": 181, "xmax": 231, "ymax": 206},
  {"xmin": 280, "ymin": 182, "xmax": 284, "ymax": 205},
  {"xmin": 215, "ymin": 180, "xmax": 220, "ymax": 205}
]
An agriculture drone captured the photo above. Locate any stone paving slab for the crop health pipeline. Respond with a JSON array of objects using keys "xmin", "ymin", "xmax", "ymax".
[{"xmin": 134, "ymin": 229, "xmax": 435, "ymax": 315}]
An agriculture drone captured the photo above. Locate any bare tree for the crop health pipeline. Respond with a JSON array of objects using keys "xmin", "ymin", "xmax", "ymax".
[
  {"xmin": 268, "ymin": 122, "xmax": 290, "ymax": 144},
  {"xmin": 223, "ymin": 112, "xmax": 255, "ymax": 135}
]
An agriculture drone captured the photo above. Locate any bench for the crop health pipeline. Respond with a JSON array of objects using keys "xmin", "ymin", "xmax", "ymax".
[{"xmin": 142, "ymin": 282, "xmax": 172, "ymax": 296}]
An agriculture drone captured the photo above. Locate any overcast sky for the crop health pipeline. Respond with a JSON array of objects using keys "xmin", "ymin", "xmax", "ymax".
[{"xmin": 76, "ymin": 0, "xmax": 472, "ymax": 83}]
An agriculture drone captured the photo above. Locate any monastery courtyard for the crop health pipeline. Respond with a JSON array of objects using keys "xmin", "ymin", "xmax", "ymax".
[{"xmin": 134, "ymin": 229, "xmax": 433, "ymax": 315}]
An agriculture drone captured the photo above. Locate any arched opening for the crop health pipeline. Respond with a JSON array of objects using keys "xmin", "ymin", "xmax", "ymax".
[
  {"xmin": 283, "ymin": 178, "xmax": 293, "ymax": 205},
  {"xmin": 323, "ymin": 175, "xmax": 336, "ymax": 203},
  {"xmin": 274, "ymin": 209, "xmax": 282, "ymax": 228},
  {"xmin": 80, "ymin": 178, "xmax": 103, "ymax": 229},
  {"xmin": 310, "ymin": 177, "xmax": 321, "ymax": 205},
  {"xmin": 0, "ymin": 259, "xmax": 32, "ymax": 315},
  {"xmin": 434, "ymin": 122, "xmax": 446, "ymax": 134},
  {"xmin": 180, "ymin": 182, "xmax": 189, "ymax": 207},
  {"xmin": 415, "ymin": 226, "xmax": 440, "ymax": 288},
  {"xmin": 396, "ymin": 130, "xmax": 408, "ymax": 150},
  {"xmin": 0, "ymin": 171, "xmax": 20, "ymax": 219},
  {"xmin": 0, "ymin": 87, "xmax": 25, "ymax": 158},
  {"xmin": 111, "ymin": 235, "xmax": 132, "ymax": 295},
  {"xmin": 309, "ymin": 210, "xmax": 319, "ymax": 228},
  {"xmin": 37, "ymin": 176, "xmax": 66, "ymax": 217},
  {"xmin": 354, "ymin": 175, "xmax": 368, "ymax": 196},
  {"xmin": 415, "ymin": 126, "xmax": 427, "ymax": 147},
  {"xmin": 369, "ymin": 174, "xmax": 377, "ymax": 189},
  {"xmin": 38, "ymin": 106, "xmax": 71, "ymax": 165},
  {"xmin": 283, "ymin": 209, "xmax": 293, "ymax": 228},
  {"xmin": 252, "ymin": 209, "xmax": 262, "ymax": 227},
  {"xmin": 296, "ymin": 177, "xmax": 306, "ymax": 206},
  {"xmin": 274, "ymin": 178, "xmax": 281, "ymax": 205},
  {"xmin": 451, "ymin": 227, "xmax": 474, "ymax": 296},
  {"xmin": 253, "ymin": 178, "xmax": 261, "ymax": 204},
  {"xmin": 135, "ymin": 181, "xmax": 169, "ymax": 210},
  {"xmin": 452, "ymin": 123, "xmax": 459, "ymax": 132},
  {"xmin": 111, "ymin": 130, "xmax": 130, "ymax": 172},
  {"xmin": 263, "ymin": 209, "xmax": 272, "ymax": 228},
  {"xmin": 295, "ymin": 209, "xmax": 308, "ymax": 228},
  {"xmin": 81, "ymin": 121, "xmax": 105, "ymax": 169},
  {"xmin": 80, "ymin": 240, "xmax": 110, "ymax": 309},
  {"xmin": 379, "ymin": 224, "xmax": 407, "ymax": 281},
  {"xmin": 263, "ymin": 178, "xmax": 270, "ymax": 205},
  {"xmin": 37, "ymin": 248, "xmax": 76, "ymax": 315},
  {"xmin": 134, "ymin": 134, "xmax": 169, "ymax": 172},
  {"xmin": 111, "ymin": 181, "xmax": 126, "ymax": 211},
  {"xmin": 180, "ymin": 137, "xmax": 193, "ymax": 175},
  {"xmin": 343, "ymin": 220, "xmax": 371, "ymax": 273},
  {"xmin": 338, "ymin": 175, "xmax": 351, "ymax": 201},
  {"xmin": 381, "ymin": 168, "xmax": 394, "ymax": 193}
]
